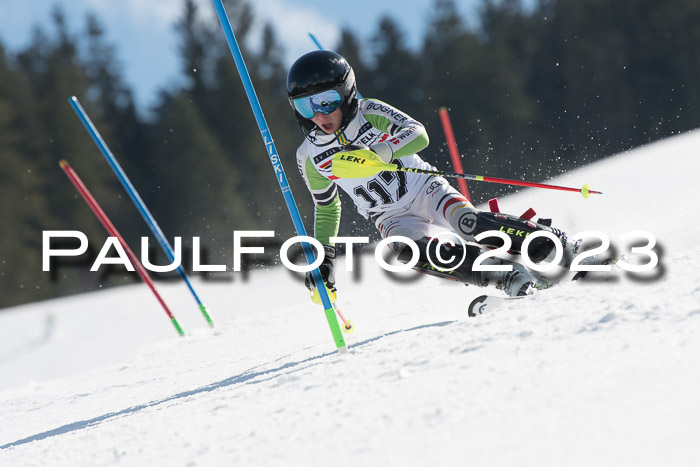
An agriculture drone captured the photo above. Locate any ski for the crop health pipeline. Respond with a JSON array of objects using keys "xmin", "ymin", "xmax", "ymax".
[
  {"xmin": 467, "ymin": 255, "xmax": 621, "ymax": 317},
  {"xmin": 468, "ymin": 294, "xmax": 525, "ymax": 317}
]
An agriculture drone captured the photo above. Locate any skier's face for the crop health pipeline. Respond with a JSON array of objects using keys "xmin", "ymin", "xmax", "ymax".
[{"xmin": 311, "ymin": 108, "xmax": 342, "ymax": 134}]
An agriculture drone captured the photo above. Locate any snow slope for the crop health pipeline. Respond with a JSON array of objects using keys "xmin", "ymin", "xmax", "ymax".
[{"xmin": 1, "ymin": 131, "xmax": 699, "ymax": 466}]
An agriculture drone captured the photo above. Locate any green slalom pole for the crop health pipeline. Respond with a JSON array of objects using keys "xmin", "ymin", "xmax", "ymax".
[{"xmin": 211, "ymin": 0, "xmax": 346, "ymax": 352}]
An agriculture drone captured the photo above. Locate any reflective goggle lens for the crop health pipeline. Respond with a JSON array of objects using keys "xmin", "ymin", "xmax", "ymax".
[{"xmin": 293, "ymin": 90, "xmax": 342, "ymax": 119}]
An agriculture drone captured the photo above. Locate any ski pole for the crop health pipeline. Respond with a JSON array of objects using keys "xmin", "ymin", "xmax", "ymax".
[
  {"xmin": 438, "ymin": 107, "xmax": 471, "ymax": 201},
  {"xmin": 59, "ymin": 160, "xmax": 185, "ymax": 336},
  {"xmin": 333, "ymin": 303, "xmax": 353, "ymax": 334},
  {"xmin": 332, "ymin": 149, "xmax": 602, "ymax": 198},
  {"xmin": 68, "ymin": 97, "xmax": 214, "ymax": 327},
  {"xmin": 310, "ymin": 286, "xmax": 353, "ymax": 332},
  {"xmin": 212, "ymin": 0, "xmax": 347, "ymax": 353}
]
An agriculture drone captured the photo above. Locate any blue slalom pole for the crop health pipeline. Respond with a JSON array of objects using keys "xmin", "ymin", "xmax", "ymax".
[
  {"xmin": 308, "ymin": 32, "xmax": 362, "ymax": 99},
  {"xmin": 211, "ymin": 0, "xmax": 346, "ymax": 352},
  {"xmin": 308, "ymin": 32, "xmax": 324, "ymax": 50},
  {"xmin": 68, "ymin": 96, "xmax": 214, "ymax": 328}
]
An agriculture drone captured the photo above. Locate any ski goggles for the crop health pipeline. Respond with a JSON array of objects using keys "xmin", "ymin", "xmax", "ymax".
[{"xmin": 292, "ymin": 90, "xmax": 342, "ymax": 119}]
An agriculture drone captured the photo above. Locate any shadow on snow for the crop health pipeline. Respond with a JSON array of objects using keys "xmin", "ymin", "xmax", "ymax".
[{"xmin": 1, "ymin": 319, "xmax": 456, "ymax": 449}]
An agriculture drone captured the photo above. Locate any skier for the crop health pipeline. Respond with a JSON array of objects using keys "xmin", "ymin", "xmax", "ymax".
[{"xmin": 287, "ymin": 50, "xmax": 579, "ymax": 298}]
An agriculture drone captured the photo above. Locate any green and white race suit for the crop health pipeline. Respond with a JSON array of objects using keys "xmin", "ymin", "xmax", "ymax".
[{"xmin": 296, "ymin": 98, "xmax": 435, "ymax": 246}]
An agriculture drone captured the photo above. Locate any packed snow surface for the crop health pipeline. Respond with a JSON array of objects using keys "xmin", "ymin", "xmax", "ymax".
[{"xmin": 1, "ymin": 131, "xmax": 699, "ymax": 466}]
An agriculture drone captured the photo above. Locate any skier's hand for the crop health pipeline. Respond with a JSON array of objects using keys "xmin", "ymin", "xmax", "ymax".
[
  {"xmin": 341, "ymin": 143, "xmax": 369, "ymax": 153},
  {"xmin": 368, "ymin": 142, "xmax": 393, "ymax": 163},
  {"xmin": 305, "ymin": 246, "xmax": 336, "ymax": 291}
]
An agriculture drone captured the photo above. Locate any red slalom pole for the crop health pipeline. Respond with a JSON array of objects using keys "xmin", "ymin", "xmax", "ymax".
[
  {"xmin": 59, "ymin": 160, "xmax": 185, "ymax": 336},
  {"xmin": 438, "ymin": 107, "xmax": 471, "ymax": 202}
]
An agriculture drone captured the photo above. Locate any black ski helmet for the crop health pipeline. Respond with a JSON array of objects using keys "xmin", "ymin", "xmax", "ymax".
[{"xmin": 286, "ymin": 50, "xmax": 358, "ymax": 133}]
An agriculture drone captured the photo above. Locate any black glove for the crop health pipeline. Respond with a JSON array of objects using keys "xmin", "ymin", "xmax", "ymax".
[
  {"xmin": 342, "ymin": 143, "xmax": 369, "ymax": 152},
  {"xmin": 305, "ymin": 246, "xmax": 336, "ymax": 291}
]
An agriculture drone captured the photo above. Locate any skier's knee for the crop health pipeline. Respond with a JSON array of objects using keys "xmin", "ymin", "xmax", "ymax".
[{"xmin": 395, "ymin": 236, "xmax": 483, "ymax": 285}]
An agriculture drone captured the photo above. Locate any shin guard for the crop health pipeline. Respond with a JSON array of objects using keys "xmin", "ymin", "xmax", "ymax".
[{"xmin": 457, "ymin": 211, "xmax": 567, "ymax": 263}]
